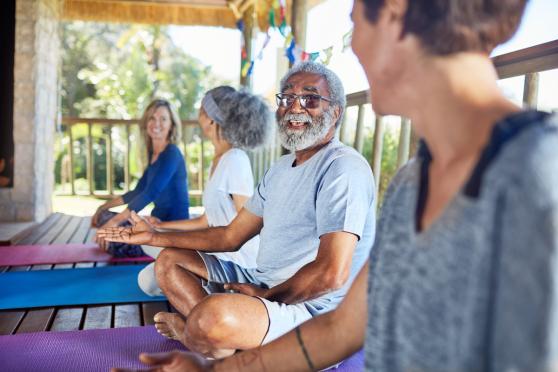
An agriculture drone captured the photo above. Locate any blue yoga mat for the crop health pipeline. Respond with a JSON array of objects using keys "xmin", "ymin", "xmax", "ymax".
[{"xmin": 0, "ymin": 265, "xmax": 165, "ymax": 310}]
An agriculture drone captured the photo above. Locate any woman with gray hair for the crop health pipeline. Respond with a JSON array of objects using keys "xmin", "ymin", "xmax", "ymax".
[{"xmin": 138, "ymin": 86, "xmax": 272, "ymax": 296}]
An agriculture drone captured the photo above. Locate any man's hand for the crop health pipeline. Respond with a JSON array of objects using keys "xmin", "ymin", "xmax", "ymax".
[
  {"xmin": 128, "ymin": 211, "xmax": 156, "ymax": 233},
  {"xmin": 144, "ymin": 215, "xmax": 162, "ymax": 227},
  {"xmin": 97, "ymin": 212, "xmax": 155, "ymax": 246},
  {"xmin": 224, "ymin": 283, "xmax": 268, "ymax": 298},
  {"xmin": 111, "ymin": 351, "xmax": 213, "ymax": 372}
]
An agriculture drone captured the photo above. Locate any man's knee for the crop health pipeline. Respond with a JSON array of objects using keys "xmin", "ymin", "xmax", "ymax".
[
  {"xmin": 154, "ymin": 248, "xmax": 173, "ymax": 286},
  {"xmin": 186, "ymin": 295, "xmax": 237, "ymax": 344}
]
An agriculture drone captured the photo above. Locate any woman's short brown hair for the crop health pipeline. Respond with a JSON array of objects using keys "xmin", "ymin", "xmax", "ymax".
[{"xmin": 362, "ymin": 0, "xmax": 528, "ymax": 55}]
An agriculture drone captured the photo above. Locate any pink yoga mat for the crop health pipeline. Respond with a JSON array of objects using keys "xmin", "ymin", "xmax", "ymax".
[
  {"xmin": 0, "ymin": 243, "xmax": 154, "ymax": 266},
  {"xmin": 0, "ymin": 326, "xmax": 364, "ymax": 371}
]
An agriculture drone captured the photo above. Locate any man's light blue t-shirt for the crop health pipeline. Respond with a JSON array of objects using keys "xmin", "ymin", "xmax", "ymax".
[{"xmin": 244, "ymin": 138, "xmax": 376, "ymax": 315}]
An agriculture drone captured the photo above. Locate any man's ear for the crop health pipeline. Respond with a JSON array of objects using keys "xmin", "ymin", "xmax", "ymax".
[{"xmin": 333, "ymin": 106, "xmax": 342, "ymax": 125}]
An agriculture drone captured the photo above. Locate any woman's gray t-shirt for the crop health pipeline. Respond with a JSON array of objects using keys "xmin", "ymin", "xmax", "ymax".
[{"xmin": 365, "ymin": 111, "xmax": 558, "ymax": 372}]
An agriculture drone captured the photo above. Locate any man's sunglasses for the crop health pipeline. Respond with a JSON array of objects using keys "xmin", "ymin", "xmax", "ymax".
[{"xmin": 275, "ymin": 93, "xmax": 332, "ymax": 109}]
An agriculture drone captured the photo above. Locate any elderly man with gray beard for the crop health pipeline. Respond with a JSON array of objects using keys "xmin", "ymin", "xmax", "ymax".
[{"xmin": 98, "ymin": 61, "xmax": 376, "ymax": 359}]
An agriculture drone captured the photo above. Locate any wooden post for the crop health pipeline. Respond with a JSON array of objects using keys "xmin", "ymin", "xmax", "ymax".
[
  {"xmin": 87, "ymin": 123, "xmax": 94, "ymax": 195},
  {"xmin": 397, "ymin": 117, "xmax": 411, "ymax": 168},
  {"xmin": 240, "ymin": 6, "xmax": 255, "ymax": 89},
  {"xmin": 353, "ymin": 104, "xmax": 365, "ymax": 152},
  {"xmin": 371, "ymin": 116, "xmax": 384, "ymax": 197},
  {"xmin": 291, "ymin": 0, "xmax": 307, "ymax": 66},
  {"xmin": 198, "ymin": 136, "xmax": 205, "ymax": 192},
  {"xmin": 523, "ymin": 72, "xmax": 539, "ymax": 108},
  {"xmin": 125, "ymin": 124, "xmax": 130, "ymax": 192},
  {"xmin": 406, "ymin": 123, "xmax": 421, "ymax": 160},
  {"xmin": 68, "ymin": 125, "xmax": 75, "ymax": 196},
  {"xmin": 106, "ymin": 125, "xmax": 113, "ymax": 195},
  {"xmin": 338, "ymin": 114, "xmax": 348, "ymax": 143}
]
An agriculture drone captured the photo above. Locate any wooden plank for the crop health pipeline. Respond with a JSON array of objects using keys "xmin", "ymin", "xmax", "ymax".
[
  {"xmin": 371, "ymin": 116, "xmax": 384, "ymax": 199},
  {"xmin": 15, "ymin": 309, "xmax": 56, "ymax": 334},
  {"xmin": 353, "ymin": 104, "xmax": 365, "ymax": 153},
  {"xmin": 68, "ymin": 124, "xmax": 76, "ymax": 195},
  {"xmin": 51, "ymin": 215, "xmax": 82, "ymax": 244},
  {"xmin": 15, "ymin": 213, "xmax": 63, "ymax": 245},
  {"xmin": 71, "ymin": 217, "xmax": 92, "ymax": 244},
  {"xmin": 86, "ymin": 225, "xmax": 97, "ymax": 243},
  {"xmin": 83, "ymin": 305, "xmax": 112, "ymax": 330},
  {"xmin": 62, "ymin": 117, "xmax": 197, "ymax": 127},
  {"xmin": 523, "ymin": 72, "xmax": 539, "ymax": 108},
  {"xmin": 397, "ymin": 117, "xmax": 411, "ymax": 169},
  {"xmin": 14, "ymin": 264, "xmax": 58, "ymax": 333},
  {"xmin": 49, "ymin": 262, "xmax": 93, "ymax": 331},
  {"xmin": 493, "ymin": 39, "xmax": 558, "ymax": 79},
  {"xmin": 34, "ymin": 214, "xmax": 72, "ymax": 245},
  {"xmin": 114, "ymin": 304, "xmax": 141, "ymax": 328},
  {"xmin": 87, "ymin": 122, "xmax": 94, "ymax": 195},
  {"xmin": 106, "ymin": 124, "xmax": 114, "ymax": 195},
  {"xmin": 0, "ymin": 311, "xmax": 25, "ymax": 335},
  {"xmin": 30, "ymin": 264, "xmax": 54, "ymax": 271},
  {"xmin": 7, "ymin": 266, "xmax": 30, "ymax": 272},
  {"xmin": 142, "ymin": 302, "xmax": 169, "ymax": 326},
  {"xmin": 83, "ymin": 260, "xmax": 112, "ymax": 330},
  {"xmin": 0, "ymin": 221, "xmax": 36, "ymax": 246},
  {"xmin": 50, "ymin": 307, "xmax": 84, "ymax": 332}
]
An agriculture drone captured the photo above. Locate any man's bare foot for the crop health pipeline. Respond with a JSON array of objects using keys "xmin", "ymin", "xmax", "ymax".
[{"xmin": 154, "ymin": 312, "xmax": 186, "ymax": 342}]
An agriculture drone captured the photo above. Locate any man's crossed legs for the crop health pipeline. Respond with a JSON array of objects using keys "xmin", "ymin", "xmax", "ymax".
[{"xmin": 154, "ymin": 249, "xmax": 312, "ymax": 358}]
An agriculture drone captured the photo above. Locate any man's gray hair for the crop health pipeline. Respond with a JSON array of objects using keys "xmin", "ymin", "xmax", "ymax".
[
  {"xmin": 206, "ymin": 86, "xmax": 272, "ymax": 149},
  {"xmin": 279, "ymin": 61, "xmax": 346, "ymax": 128}
]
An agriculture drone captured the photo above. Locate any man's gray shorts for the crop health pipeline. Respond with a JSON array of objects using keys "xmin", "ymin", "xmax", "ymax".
[{"xmin": 198, "ymin": 252, "xmax": 313, "ymax": 345}]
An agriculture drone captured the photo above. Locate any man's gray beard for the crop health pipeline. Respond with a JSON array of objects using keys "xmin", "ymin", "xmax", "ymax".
[{"xmin": 277, "ymin": 107, "xmax": 335, "ymax": 152}]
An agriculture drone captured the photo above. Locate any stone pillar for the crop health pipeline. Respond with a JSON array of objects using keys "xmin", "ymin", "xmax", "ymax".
[{"xmin": 0, "ymin": 0, "xmax": 61, "ymax": 222}]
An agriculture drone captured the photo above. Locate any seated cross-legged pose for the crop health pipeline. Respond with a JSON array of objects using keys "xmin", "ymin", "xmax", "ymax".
[
  {"xmin": 137, "ymin": 86, "xmax": 272, "ymax": 296},
  {"xmin": 92, "ymin": 99, "xmax": 190, "ymax": 257},
  {"xmin": 99, "ymin": 61, "xmax": 376, "ymax": 358},
  {"xmin": 112, "ymin": 0, "xmax": 558, "ymax": 371}
]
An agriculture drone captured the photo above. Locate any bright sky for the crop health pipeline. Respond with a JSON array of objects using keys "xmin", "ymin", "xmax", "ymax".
[{"xmin": 169, "ymin": 0, "xmax": 558, "ymax": 108}]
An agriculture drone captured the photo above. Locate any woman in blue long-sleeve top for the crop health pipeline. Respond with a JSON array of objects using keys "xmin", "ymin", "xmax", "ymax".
[{"xmin": 92, "ymin": 99, "xmax": 189, "ymax": 256}]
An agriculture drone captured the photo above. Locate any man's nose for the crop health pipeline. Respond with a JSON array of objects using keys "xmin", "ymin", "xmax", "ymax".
[{"xmin": 288, "ymin": 96, "xmax": 305, "ymax": 113}]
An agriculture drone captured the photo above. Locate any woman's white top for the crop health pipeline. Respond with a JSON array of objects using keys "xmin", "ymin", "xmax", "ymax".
[{"xmin": 202, "ymin": 148, "xmax": 259, "ymax": 268}]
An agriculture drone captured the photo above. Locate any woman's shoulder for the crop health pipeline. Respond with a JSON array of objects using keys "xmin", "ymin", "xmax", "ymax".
[
  {"xmin": 223, "ymin": 148, "xmax": 249, "ymax": 160},
  {"xmin": 160, "ymin": 143, "xmax": 184, "ymax": 160},
  {"xmin": 164, "ymin": 143, "xmax": 182, "ymax": 154},
  {"xmin": 490, "ymin": 112, "xmax": 558, "ymax": 208}
]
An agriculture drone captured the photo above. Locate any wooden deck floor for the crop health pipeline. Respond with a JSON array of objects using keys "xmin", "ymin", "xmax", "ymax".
[{"xmin": 0, "ymin": 213, "xmax": 169, "ymax": 336}]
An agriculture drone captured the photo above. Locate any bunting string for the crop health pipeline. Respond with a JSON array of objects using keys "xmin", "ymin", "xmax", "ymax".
[{"xmin": 233, "ymin": 0, "xmax": 353, "ymax": 78}]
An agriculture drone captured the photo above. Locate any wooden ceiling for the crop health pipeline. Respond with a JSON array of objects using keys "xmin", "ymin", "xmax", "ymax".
[{"xmin": 62, "ymin": 0, "xmax": 324, "ymax": 29}]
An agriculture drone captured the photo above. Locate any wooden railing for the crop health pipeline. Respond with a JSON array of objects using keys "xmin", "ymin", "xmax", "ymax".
[
  {"xmin": 56, "ymin": 40, "xmax": 558, "ymax": 203},
  {"xmin": 57, "ymin": 118, "xmax": 203, "ymax": 199},
  {"xmin": 336, "ymin": 39, "xmax": 558, "ymax": 201}
]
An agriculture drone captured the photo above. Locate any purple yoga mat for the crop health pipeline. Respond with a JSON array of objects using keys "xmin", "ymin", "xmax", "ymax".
[
  {"xmin": 0, "ymin": 326, "xmax": 185, "ymax": 372},
  {"xmin": 0, "ymin": 243, "xmax": 153, "ymax": 266},
  {"xmin": 0, "ymin": 326, "xmax": 364, "ymax": 371}
]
